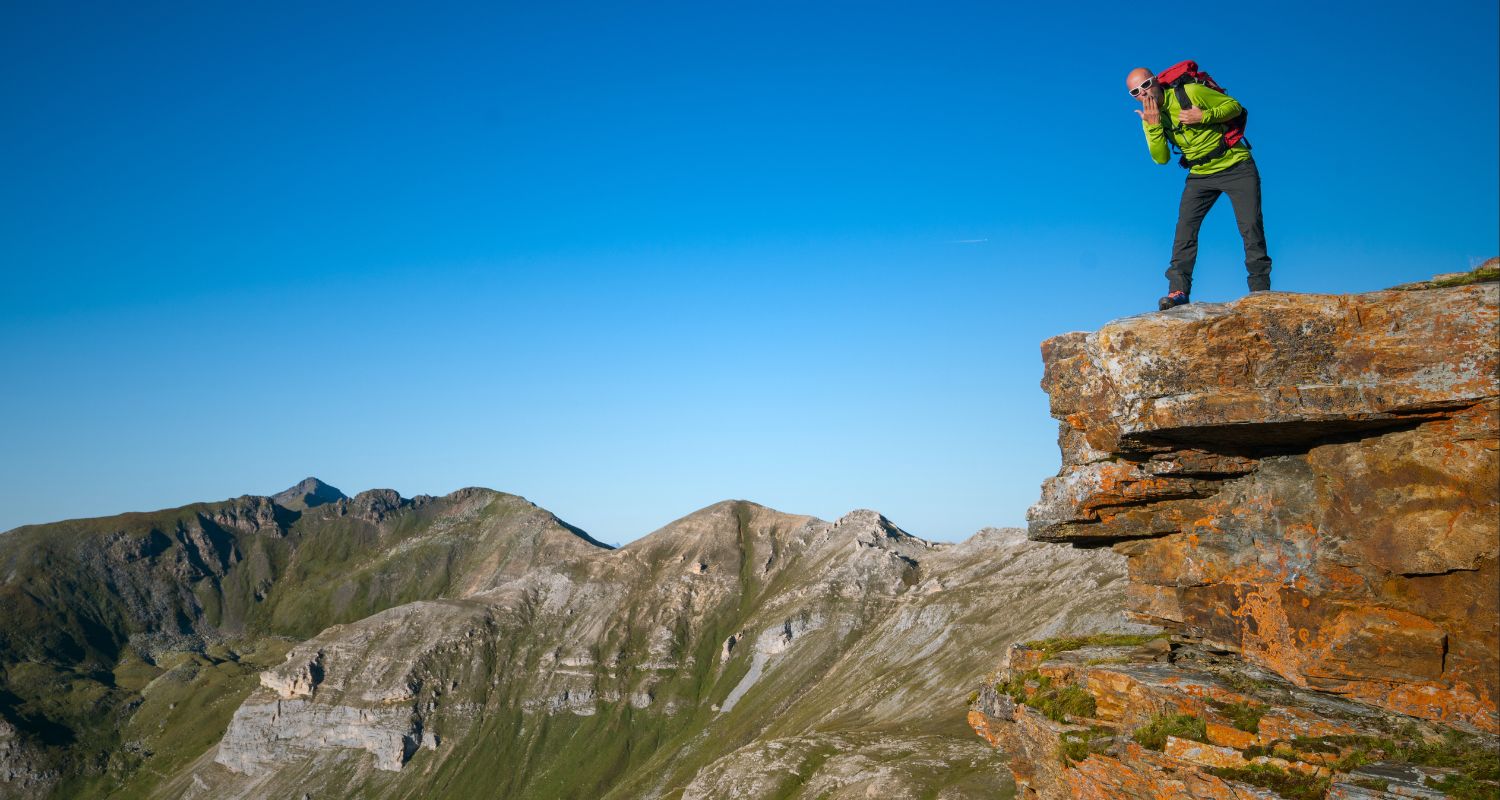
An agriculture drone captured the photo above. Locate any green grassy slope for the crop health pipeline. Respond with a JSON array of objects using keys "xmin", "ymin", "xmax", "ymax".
[{"xmin": 0, "ymin": 485, "xmax": 606, "ymax": 797}]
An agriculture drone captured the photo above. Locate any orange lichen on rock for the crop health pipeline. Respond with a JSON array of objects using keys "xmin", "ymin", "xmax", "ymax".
[
  {"xmin": 970, "ymin": 637, "xmax": 1497, "ymax": 800},
  {"xmin": 968, "ymin": 708, "xmax": 1002, "ymax": 748},
  {"xmin": 1205, "ymin": 721, "xmax": 1258, "ymax": 750},
  {"xmin": 1165, "ymin": 736, "xmax": 1251, "ymax": 769},
  {"xmin": 1026, "ymin": 279, "xmax": 1499, "ymax": 733},
  {"xmin": 980, "ymin": 269, "xmax": 1500, "ymax": 800}
]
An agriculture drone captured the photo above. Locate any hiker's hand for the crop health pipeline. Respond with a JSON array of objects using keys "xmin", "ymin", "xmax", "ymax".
[
  {"xmin": 1135, "ymin": 95, "xmax": 1160, "ymax": 125},
  {"xmin": 1178, "ymin": 106, "xmax": 1205, "ymax": 125}
]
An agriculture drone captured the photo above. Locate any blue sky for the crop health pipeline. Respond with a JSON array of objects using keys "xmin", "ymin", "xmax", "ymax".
[{"xmin": 2, "ymin": 1, "xmax": 1496, "ymax": 543}]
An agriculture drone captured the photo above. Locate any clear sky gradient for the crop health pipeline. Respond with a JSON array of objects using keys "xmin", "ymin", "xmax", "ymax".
[{"xmin": 3, "ymin": 1, "xmax": 1496, "ymax": 543}]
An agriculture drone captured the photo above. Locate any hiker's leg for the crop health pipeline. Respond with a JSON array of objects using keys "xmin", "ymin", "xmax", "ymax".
[
  {"xmin": 1166, "ymin": 178, "xmax": 1222, "ymax": 296},
  {"xmin": 1221, "ymin": 159, "xmax": 1272, "ymax": 291}
]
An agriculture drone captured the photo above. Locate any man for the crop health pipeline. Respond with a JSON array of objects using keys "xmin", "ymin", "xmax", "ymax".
[{"xmin": 1128, "ymin": 66, "xmax": 1271, "ymax": 310}]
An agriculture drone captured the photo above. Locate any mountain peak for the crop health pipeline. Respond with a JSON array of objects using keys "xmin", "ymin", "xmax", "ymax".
[
  {"xmin": 271, "ymin": 477, "xmax": 347, "ymax": 511},
  {"xmin": 830, "ymin": 509, "xmax": 920, "ymax": 543}
]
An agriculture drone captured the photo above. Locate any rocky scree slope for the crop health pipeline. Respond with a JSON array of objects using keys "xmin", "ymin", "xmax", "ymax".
[
  {"xmin": 2, "ymin": 483, "xmax": 1141, "ymax": 799},
  {"xmin": 970, "ymin": 265, "xmax": 1500, "ymax": 799}
]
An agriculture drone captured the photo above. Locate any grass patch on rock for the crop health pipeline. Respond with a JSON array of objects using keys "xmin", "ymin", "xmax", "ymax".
[
  {"xmin": 1205, "ymin": 763, "xmax": 1329, "ymax": 800},
  {"xmin": 1057, "ymin": 726, "xmax": 1114, "ymax": 766},
  {"xmin": 995, "ymin": 670, "xmax": 1096, "ymax": 723},
  {"xmin": 1208, "ymin": 699, "xmax": 1267, "ymax": 733},
  {"xmin": 1310, "ymin": 728, "xmax": 1498, "ymax": 777},
  {"xmin": 1131, "ymin": 712, "xmax": 1207, "ymax": 751},
  {"xmin": 1244, "ymin": 727, "xmax": 1500, "ymax": 800},
  {"xmin": 1427, "ymin": 771, "xmax": 1500, "ymax": 800},
  {"xmin": 1430, "ymin": 263, "xmax": 1500, "ymax": 287}
]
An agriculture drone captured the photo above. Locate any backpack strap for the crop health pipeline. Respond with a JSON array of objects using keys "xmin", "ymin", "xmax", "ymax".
[
  {"xmin": 1172, "ymin": 82, "xmax": 1192, "ymax": 113},
  {"xmin": 1159, "ymin": 86, "xmax": 1186, "ymax": 160},
  {"xmin": 1165, "ymin": 79, "xmax": 1247, "ymax": 169},
  {"xmin": 1170, "ymin": 84, "xmax": 1197, "ymax": 168},
  {"xmin": 1179, "ymin": 139, "xmax": 1233, "ymax": 169}
]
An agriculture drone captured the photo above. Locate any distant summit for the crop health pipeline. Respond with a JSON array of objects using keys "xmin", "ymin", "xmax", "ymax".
[{"xmin": 271, "ymin": 477, "xmax": 347, "ymax": 511}]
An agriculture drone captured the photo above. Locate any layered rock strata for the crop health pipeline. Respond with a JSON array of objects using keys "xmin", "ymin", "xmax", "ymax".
[
  {"xmin": 1028, "ymin": 278, "xmax": 1498, "ymax": 731},
  {"xmin": 974, "ymin": 269, "xmax": 1500, "ymax": 799}
]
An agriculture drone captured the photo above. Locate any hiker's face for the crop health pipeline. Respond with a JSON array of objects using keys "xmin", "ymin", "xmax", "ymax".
[{"xmin": 1127, "ymin": 71, "xmax": 1159, "ymax": 104}]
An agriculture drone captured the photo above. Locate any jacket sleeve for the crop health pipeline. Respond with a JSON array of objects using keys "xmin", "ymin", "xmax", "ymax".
[
  {"xmin": 1187, "ymin": 84, "xmax": 1243, "ymax": 125},
  {"xmin": 1142, "ymin": 119, "xmax": 1170, "ymax": 164}
]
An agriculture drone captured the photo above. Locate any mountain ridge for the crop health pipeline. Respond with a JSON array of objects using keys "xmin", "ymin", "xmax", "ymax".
[{"xmin": 0, "ymin": 481, "xmax": 1139, "ymax": 799}]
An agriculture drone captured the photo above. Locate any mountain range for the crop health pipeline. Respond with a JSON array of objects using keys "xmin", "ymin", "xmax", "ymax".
[{"xmin": 0, "ymin": 479, "xmax": 1138, "ymax": 799}]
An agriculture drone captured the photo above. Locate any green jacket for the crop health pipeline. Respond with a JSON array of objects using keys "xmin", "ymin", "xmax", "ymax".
[{"xmin": 1141, "ymin": 82, "xmax": 1251, "ymax": 175}]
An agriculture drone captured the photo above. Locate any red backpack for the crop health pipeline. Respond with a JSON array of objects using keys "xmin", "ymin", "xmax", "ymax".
[{"xmin": 1156, "ymin": 60, "xmax": 1249, "ymax": 169}]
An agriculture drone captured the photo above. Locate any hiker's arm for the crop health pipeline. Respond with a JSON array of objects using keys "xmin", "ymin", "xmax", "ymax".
[
  {"xmin": 1137, "ymin": 95, "xmax": 1171, "ymax": 164},
  {"xmin": 1142, "ymin": 119, "xmax": 1170, "ymax": 164},
  {"xmin": 1187, "ymin": 85, "xmax": 1243, "ymax": 125}
]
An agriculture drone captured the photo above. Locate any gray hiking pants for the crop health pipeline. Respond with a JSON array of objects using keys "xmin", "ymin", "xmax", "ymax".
[{"xmin": 1166, "ymin": 158, "xmax": 1272, "ymax": 295}]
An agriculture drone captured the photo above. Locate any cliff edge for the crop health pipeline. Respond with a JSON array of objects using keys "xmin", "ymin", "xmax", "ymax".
[{"xmin": 972, "ymin": 264, "xmax": 1499, "ymax": 800}]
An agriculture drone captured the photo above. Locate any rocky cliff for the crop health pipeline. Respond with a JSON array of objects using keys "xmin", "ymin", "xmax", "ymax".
[{"xmin": 971, "ymin": 265, "xmax": 1500, "ymax": 799}]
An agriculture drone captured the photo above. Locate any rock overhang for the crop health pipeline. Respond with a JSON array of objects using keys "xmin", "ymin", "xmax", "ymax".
[{"xmin": 1026, "ymin": 272, "xmax": 1499, "ymax": 733}]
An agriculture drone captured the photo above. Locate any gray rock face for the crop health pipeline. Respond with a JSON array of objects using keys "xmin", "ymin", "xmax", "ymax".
[
  {"xmin": 216, "ymin": 698, "xmax": 418, "ymax": 775},
  {"xmin": 719, "ymin": 611, "xmax": 826, "ymax": 714},
  {"xmin": 0, "ymin": 719, "xmax": 56, "ymax": 800},
  {"xmin": 215, "ymin": 599, "xmax": 491, "ymax": 777}
]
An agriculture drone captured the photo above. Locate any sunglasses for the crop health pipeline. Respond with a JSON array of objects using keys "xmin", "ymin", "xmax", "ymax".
[{"xmin": 1129, "ymin": 76, "xmax": 1156, "ymax": 97}]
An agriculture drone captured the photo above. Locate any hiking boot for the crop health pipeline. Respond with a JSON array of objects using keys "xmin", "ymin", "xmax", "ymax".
[{"xmin": 1158, "ymin": 290, "xmax": 1189, "ymax": 311}]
